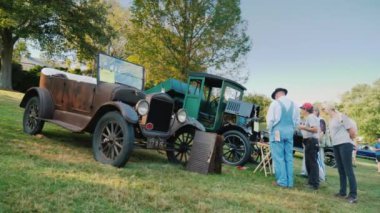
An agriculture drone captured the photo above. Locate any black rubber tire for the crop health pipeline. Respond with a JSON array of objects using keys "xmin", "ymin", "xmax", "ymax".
[
  {"xmin": 23, "ymin": 96, "xmax": 45, "ymax": 135},
  {"xmin": 92, "ymin": 111, "xmax": 134, "ymax": 167},
  {"xmin": 248, "ymin": 143, "xmax": 261, "ymax": 164},
  {"xmin": 166, "ymin": 127, "xmax": 195, "ymax": 164},
  {"xmin": 324, "ymin": 150, "xmax": 336, "ymax": 167},
  {"xmin": 222, "ymin": 130, "xmax": 251, "ymax": 166}
]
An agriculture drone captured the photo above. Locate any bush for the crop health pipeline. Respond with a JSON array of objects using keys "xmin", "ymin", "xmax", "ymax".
[
  {"xmin": 54, "ymin": 67, "xmax": 68, "ymax": 71},
  {"xmin": 68, "ymin": 68, "xmax": 81, "ymax": 75},
  {"xmin": 12, "ymin": 63, "xmax": 42, "ymax": 93}
]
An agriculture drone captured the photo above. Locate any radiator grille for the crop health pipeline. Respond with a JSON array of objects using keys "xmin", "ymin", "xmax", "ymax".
[
  {"xmin": 225, "ymin": 101, "xmax": 240, "ymax": 114},
  {"xmin": 225, "ymin": 99, "xmax": 254, "ymax": 117},
  {"xmin": 146, "ymin": 97, "xmax": 173, "ymax": 132}
]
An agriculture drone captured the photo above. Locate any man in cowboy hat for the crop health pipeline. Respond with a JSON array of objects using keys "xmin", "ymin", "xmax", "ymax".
[{"xmin": 266, "ymin": 88, "xmax": 300, "ymax": 187}]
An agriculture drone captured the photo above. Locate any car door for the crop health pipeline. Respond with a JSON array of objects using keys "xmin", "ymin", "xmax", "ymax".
[
  {"xmin": 70, "ymin": 81, "xmax": 96, "ymax": 114},
  {"xmin": 49, "ymin": 76, "xmax": 67, "ymax": 109},
  {"xmin": 183, "ymin": 77, "xmax": 204, "ymax": 119}
]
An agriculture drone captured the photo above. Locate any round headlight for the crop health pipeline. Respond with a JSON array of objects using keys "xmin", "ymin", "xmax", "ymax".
[
  {"xmin": 176, "ymin": 108, "xmax": 187, "ymax": 123},
  {"xmin": 136, "ymin": 100, "xmax": 149, "ymax": 116}
]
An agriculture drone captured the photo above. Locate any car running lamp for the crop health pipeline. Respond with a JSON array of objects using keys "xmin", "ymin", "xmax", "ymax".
[
  {"xmin": 136, "ymin": 100, "xmax": 149, "ymax": 116},
  {"xmin": 176, "ymin": 108, "xmax": 187, "ymax": 123}
]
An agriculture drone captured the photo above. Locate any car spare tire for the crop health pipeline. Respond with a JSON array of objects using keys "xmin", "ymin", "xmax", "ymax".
[{"xmin": 324, "ymin": 150, "xmax": 336, "ymax": 168}]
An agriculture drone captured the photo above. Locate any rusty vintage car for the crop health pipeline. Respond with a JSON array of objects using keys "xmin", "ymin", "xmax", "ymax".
[{"xmin": 20, "ymin": 53, "xmax": 204, "ymax": 167}]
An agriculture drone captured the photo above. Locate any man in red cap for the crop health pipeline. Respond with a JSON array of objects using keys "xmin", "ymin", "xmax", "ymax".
[
  {"xmin": 266, "ymin": 88, "xmax": 300, "ymax": 188},
  {"xmin": 299, "ymin": 102, "xmax": 320, "ymax": 190}
]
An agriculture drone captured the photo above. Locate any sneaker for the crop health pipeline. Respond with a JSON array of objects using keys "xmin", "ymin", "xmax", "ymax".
[
  {"xmin": 334, "ymin": 193, "xmax": 346, "ymax": 199},
  {"xmin": 347, "ymin": 196, "xmax": 357, "ymax": 204}
]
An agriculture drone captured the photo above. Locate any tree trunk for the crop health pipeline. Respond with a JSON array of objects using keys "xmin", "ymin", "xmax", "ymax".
[{"xmin": 0, "ymin": 30, "xmax": 15, "ymax": 90}]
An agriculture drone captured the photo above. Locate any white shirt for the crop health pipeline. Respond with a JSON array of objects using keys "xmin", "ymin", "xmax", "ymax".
[
  {"xmin": 329, "ymin": 113, "xmax": 355, "ymax": 146},
  {"xmin": 266, "ymin": 96, "xmax": 300, "ymax": 132},
  {"xmin": 301, "ymin": 114, "xmax": 320, "ymax": 139}
]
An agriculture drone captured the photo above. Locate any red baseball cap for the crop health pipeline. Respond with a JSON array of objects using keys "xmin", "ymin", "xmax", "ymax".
[{"xmin": 300, "ymin": 102, "xmax": 313, "ymax": 111}]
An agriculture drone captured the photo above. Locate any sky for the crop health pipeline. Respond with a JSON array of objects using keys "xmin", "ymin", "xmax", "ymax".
[
  {"xmin": 117, "ymin": 0, "xmax": 380, "ymax": 104},
  {"xmin": 30, "ymin": 0, "xmax": 380, "ymax": 105},
  {"xmin": 240, "ymin": 0, "xmax": 380, "ymax": 104}
]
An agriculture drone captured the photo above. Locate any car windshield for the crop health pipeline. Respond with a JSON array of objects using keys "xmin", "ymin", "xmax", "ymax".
[
  {"xmin": 98, "ymin": 53, "xmax": 144, "ymax": 90},
  {"xmin": 223, "ymin": 86, "xmax": 242, "ymax": 102}
]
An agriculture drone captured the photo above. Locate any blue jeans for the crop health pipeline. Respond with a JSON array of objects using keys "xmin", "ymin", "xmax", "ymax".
[
  {"xmin": 270, "ymin": 138, "xmax": 294, "ymax": 187},
  {"xmin": 333, "ymin": 143, "xmax": 357, "ymax": 198}
]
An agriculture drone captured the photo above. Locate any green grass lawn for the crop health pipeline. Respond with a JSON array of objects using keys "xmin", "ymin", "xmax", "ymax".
[{"xmin": 1, "ymin": 89, "xmax": 379, "ymax": 212}]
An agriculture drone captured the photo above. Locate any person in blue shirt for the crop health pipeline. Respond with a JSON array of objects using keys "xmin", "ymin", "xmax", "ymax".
[{"xmin": 374, "ymin": 134, "xmax": 380, "ymax": 173}]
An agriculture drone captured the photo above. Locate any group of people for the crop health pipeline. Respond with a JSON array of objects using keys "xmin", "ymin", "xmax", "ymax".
[{"xmin": 266, "ymin": 88, "xmax": 358, "ymax": 204}]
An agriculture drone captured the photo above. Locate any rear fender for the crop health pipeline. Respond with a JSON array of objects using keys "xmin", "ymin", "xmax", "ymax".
[
  {"xmin": 19, "ymin": 87, "xmax": 54, "ymax": 119},
  {"xmin": 86, "ymin": 101, "xmax": 138, "ymax": 133},
  {"xmin": 218, "ymin": 124, "xmax": 249, "ymax": 136}
]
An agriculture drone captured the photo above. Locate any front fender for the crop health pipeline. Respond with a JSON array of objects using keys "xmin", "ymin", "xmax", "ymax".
[
  {"xmin": 86, "ymin": 102, "xmax": 138, "ymax": 133},
  {"xmin": 100, "ymin": 101, "xmax": 139, "ymax": 124},
  {"xmin": 169, "ymin": 116, "xmax": 206, "ymax": 135},
  {"xmin": 19, "ymin": 87, "xmax": 54, "ymax": 119}
]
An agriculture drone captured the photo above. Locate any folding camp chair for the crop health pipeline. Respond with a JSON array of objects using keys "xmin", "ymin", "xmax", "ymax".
[{"xmin": 253, "ymin": 142, "xmax": 272, "ymax": 176}]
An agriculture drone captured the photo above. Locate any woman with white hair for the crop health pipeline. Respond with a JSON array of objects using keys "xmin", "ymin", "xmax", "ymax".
[{"xmin": 323, "ymin": 103, "xmax": 358, "ymax": 204}]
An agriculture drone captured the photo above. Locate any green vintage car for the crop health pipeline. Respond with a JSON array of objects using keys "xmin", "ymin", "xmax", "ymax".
[{"xmin": 146, "ymin": 73, "xmax": 261, "ymax": 166}]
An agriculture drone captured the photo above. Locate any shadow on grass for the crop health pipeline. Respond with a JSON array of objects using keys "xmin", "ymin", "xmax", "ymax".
[
  {"xmin": 42, "ymin": 129, "xmax": 92, "ymax": 148},
  {"xmin": 35, "ymin": 127, "xmax": 171, "ymax": 165}
]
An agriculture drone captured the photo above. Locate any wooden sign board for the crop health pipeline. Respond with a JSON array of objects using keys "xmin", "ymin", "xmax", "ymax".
[{"xmin": 186, "ymin": 131, "xmax": 223, "ymax": 175}]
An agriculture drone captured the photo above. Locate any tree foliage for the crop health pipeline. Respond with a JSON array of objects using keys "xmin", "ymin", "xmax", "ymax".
[
  {"xmin": 243, "ymin": 93, "xmax": 272, "ymax": 122},
  {"xmin": 339, "ymin": 79, "xmax": 380, "ymax": 142},
  {"xmin": 126, "ymin": 0, "xmax": 251, "ymax": 85},
  {"xmin": 102, "ymin": 0, "xmax": 130, "ymax": 59},
  {"xmin": 0, "ymin": 0, "xmax": 113, "ymax": 89},
  {"xmin": 12, "ymin": 40, "xmax": 30, "ymax": 62}
]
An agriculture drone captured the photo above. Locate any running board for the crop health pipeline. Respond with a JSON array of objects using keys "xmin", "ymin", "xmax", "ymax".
[
  {"xmin": 44, "ymin": 119, "xmax": 83, "ymax": 132},
  {"xmin": 42, "ymin": 110, "xmax": 92, "ymax": 132}
]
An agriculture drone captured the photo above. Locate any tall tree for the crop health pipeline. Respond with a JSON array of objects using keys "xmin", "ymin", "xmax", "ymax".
[
  {"xmin": 102, "ymin": 0, "xmax": 130, "ymax": 58},
  {"xmin": 126, "ymin": 0, "xmax": 251, "ymax": 85},
  {"xmin": 339, "ymin": 79, "xmax": 380, "ymax": 142},
  {"xmin": 0, "ymin": 0, "xmax": 113, "ymax": 89}
]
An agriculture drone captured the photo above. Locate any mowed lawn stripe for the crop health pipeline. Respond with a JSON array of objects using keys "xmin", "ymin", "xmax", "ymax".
[{"xmin": 0, "ymin": 89, "xmax": 379, "ymax": 212}]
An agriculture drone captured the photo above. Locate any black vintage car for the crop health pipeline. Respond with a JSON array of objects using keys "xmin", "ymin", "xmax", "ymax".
[
  {"xmin": 20, "ymin": 53, "xmax": 204, "ymax": 167},
  {"xmin": 293, "ymin": 130, "xmax": 336, "ymax": 167},
  {"xmin": 259, "ymin": 128, "xmax": 336, "ymax": 167}
]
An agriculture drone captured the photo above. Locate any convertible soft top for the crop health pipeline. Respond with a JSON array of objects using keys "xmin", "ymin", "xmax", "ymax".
[{"xmin": 42, "ymin": 68, "xmax": 97, "ymax": 84}]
